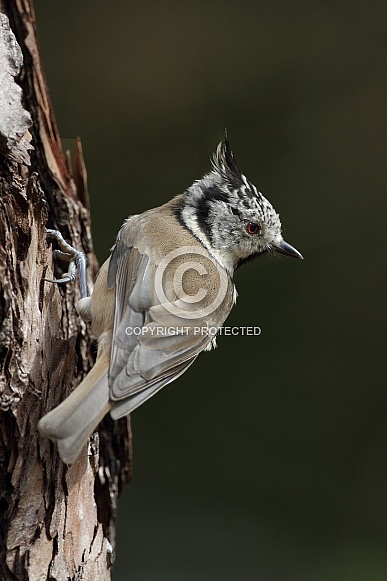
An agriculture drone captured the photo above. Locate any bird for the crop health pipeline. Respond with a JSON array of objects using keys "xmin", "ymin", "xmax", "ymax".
[{"xmin": 38, "ymin": 134, "xmax": 303, "ymax": 464}]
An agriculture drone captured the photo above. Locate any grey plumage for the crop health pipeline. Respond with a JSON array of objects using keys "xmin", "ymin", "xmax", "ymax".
[{"xmin": 38, "ymin": 134, "xmax": 302, "ymax": 464}]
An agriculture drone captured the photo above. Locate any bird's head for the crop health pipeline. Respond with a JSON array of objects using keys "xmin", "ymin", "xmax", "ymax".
[{"xmin": 180, "ymin": 133, "xmax": 303, "ymax": 273}]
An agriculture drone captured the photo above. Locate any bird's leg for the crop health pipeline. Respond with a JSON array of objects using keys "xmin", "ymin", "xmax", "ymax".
[{"xmin": 45, "ymin": 229, "xmax": 88, "ymax": 299}]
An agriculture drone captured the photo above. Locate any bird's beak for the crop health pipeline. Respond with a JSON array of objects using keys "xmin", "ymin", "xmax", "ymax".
[{"xmin": 274, "ymin": 238, "xmax": 303, "ymax": 259}]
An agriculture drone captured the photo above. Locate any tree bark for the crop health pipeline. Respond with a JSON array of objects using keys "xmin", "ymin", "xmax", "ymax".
[{"xmin": 0, "ymin": 2, "xmax": 132, "ymax": 579}]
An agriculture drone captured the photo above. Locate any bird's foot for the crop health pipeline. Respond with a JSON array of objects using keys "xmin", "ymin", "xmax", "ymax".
[{"xmin": 45, "ymin": 228, "xmax": 88, "ymax": 298}]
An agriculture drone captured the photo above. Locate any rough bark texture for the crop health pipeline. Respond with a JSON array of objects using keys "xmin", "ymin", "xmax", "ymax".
[{"xmin": 0, "ymin": 2, "xmax": 132, "ymax": 579}]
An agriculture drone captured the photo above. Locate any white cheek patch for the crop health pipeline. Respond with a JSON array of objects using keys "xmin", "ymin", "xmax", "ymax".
[
  {"xmin": 181, "ymin": 206, "xmax": 210, "ymax": 248},
  {"xmin": 181, "ymin": 205, "xmax": 231, "ymax": 272}
]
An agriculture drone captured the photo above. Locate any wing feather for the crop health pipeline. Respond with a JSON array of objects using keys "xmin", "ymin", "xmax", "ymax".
[
  {"xmin": 110, "ymin": 356, "xmax": 198, "ymax": 419},
  {"xmin": 108, "ymin": 236, "xmax": 215, "ymax": 404}
]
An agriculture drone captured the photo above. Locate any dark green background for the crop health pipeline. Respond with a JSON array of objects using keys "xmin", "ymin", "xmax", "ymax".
[{"xmin": 34, "ymin": 1, "xmax": 387, "ymax": 579}]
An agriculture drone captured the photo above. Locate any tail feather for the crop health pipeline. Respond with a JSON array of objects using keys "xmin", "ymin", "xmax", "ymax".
[{"xmin": 38, "ymin": 356, "xmax": 112, "ymax": 464}]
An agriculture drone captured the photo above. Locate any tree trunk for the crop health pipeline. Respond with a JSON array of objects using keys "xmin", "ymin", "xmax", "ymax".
[{"xmin": 0, "ymin": 2, "xmax": 132, "ymax": 579}]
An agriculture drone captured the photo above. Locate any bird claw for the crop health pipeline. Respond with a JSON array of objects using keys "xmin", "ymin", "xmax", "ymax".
[
  {"xmin": 46, "ymin": 229, "xmax": 88, "ymax": 298},
  {"xmin": 44, "ymin": 276, "xmax": 74, "ymax": 285},
  {"xmin": 53, "ymin": 249, "xmax": 74, "ymax": 262}
]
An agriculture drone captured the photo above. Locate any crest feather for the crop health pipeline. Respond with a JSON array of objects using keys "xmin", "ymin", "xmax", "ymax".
[{"xmin": 211, "ymin": 130, "xmax": 243, "ymax": 185}]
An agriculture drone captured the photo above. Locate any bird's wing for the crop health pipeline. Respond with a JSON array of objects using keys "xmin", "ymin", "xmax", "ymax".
[
  {"xmin": 110, "ymin": 355, "xmax": 199, "ymax": 420},
  {"xmin": 107, "ymin": 235, "xmax": 222, "ymax": 403}
]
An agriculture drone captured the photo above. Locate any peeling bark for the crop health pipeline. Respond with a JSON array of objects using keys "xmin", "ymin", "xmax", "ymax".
[{"xmin": 0, "ymin": 2, "xmax": 132, "ymax": 579}]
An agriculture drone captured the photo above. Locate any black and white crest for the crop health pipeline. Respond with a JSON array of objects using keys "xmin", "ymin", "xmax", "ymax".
[{"xmin": 210, "ymin": 131, "xmax": 244, "ymax": 188}]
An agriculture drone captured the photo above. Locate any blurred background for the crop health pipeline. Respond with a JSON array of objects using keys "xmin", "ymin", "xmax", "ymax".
[{"xmin": 34, "ymin": 1, "xmax": 386, "ymax": 579}]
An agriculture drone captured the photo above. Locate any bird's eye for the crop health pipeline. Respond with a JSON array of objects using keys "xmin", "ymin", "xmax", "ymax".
[{"xmin": 246, "ymin": 222, "xmax": 260, "ymax": 235}]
